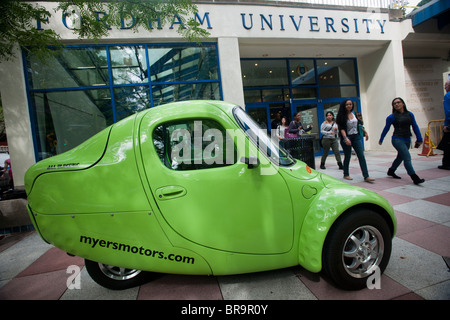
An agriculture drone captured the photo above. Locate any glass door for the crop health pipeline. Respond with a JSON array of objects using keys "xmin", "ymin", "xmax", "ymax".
[
  {"xmin": 322, "ymin": 98, "xmax": 362, "ymax": 151},
  {"xmin": 246, "ymin": 102, "xmax": 291, "ymax": 135},
  {"xmin": 293, "ymin": 102, "xmax": 320, "ymax": 153},
  {"xmin": 269, "ymin": 102, "xmax": 290, "ymax": 132},
  {"xmin": 323, "ymin": 101, "xmax": 340, "ymax": 119},
  {"xmin": 322, "ymin": 98, "xmax": 360, "ymax": 121}
]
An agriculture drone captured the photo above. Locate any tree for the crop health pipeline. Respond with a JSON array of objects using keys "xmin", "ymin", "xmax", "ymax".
[
  {"xmin": 416, "ymin": 0, "xmax": 433, "ymax": 7},
  {"xmin": 0, "ymin": 0, "xmax": 210, "ymax": 62}
]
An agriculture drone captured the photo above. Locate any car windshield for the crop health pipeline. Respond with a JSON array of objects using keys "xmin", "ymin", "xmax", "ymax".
[{"xmin": 233, "ymin": 107, "xmax": 295, "ymax": 167}]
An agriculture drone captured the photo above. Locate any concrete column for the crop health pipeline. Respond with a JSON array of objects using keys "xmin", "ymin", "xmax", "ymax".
[
  {"xmin": 0, "ymin": 48, "xmax": 35, "ymax": 189},
  {"xmin": 358, "ymin": 39, "xmax": 406, "ymax": 151},
  {"xmin": 217, "ymin": 37, "xmax": 245, "ymax": 108}
]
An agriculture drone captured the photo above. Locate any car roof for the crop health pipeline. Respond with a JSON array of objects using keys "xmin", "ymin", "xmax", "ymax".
[
  {"xmin": 134, "ymin": 100, "xmax": 240, "ymax": 124},
  {"xmin": 149, "ymin": 100, "xmax": 238, "ymax": 115}
]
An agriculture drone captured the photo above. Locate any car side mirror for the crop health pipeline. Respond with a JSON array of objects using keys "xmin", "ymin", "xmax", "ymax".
[{"xmin": 240, "ymin": 156, "xmax": 260, "ymax": 169}]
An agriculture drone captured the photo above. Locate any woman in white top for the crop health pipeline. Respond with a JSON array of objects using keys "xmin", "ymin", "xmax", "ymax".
[
  {"xmin": 320, "ymin": 111, "xmax": 343, "ymax": 170},
  {"xmin": 336, "ymin": 100, "xmax": 374, "ymax": 182},
  {"xmin": 276, "ymin": 116, "xmax": 289, "ymax": 140}
]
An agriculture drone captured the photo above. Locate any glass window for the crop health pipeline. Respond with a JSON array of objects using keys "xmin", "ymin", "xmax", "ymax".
[
  {"xmin": 148, "ymin": 46, "xmax": 218, "ymax": 83},
  {"xmin": 114, "ymin": 86, "xmax": 150, "ymax": 121},
  {"xmin": 153, "ymin": 119, "xmax": 236, "ymax": 170},
  {"xmin": 244, "ymin": 90, "xmax": 262, "ymax": 103},
  {"xmin": 27, "ymin": 47, "xmax": 109, "ymax": 89},
  {"xmin": 25, "ymin": 43, "xmax": 221, "ymax": 161},
  {"xmin": 317, "ymin": 59, "xmax": 356, "ymax": 85},
  {"xmin": 110, "ymin": 46, "xmax": 147, "ymax": 84},
  {"xmin": 152, "ymin": 82, "xmax": 220, "ymax": 106},
  {"xmin": 262, "ymin": 88, "xmax": 288, "ymax": 102},
  {"xmin": 30, "ymin": 90, "xmax": 111, "ymax": 158},
  {"xmin": 242, "ymin": 58, "xmax": 359, "ymax": 104},
  {"xmin": 319, "ymin": 85, "xmax": 357, "ymax": 99},
  {"xmin": 241, "ymin": 59, "xmax": 288, "ymax": 87},
  {"xmin": 292, "ymin": 87, "xmax": 317, "ymax": 100},
  {"xmin": 289, "ymin": 59, "xmax": 316, "ymax": 85}
]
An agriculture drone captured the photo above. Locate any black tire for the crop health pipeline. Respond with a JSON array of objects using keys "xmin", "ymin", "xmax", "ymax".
[
  {"xmin": 322, "ymin": 209, "xmax": 392, "ymax": 290},
  {"xmin": 84, "ymin": 259, "xmax": 153, "ymax": 290}
]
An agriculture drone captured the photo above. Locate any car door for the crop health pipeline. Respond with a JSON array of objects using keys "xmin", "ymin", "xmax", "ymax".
[{"xmin": 139, "ymin": 106, "xmax": 294, "ymax": 254}]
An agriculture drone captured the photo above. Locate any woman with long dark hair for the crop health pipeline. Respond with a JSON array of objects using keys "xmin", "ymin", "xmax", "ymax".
[
  {"xmin": 320, "ymin": 111, "xmax": 343, "ymax": 170},
  {"xmin": 336, "ymin": 99, "xmax": 374, "ymax": 182},
  {"xmin": 379, "ymin": 97, "xmax": 425, "ymax": 184}
]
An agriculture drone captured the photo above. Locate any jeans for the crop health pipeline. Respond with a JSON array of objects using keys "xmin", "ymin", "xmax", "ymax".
[
  {"xmin": 391, "ymin": 137, "xmax": 415, "ymax": 175},
  {"xmin": 340, "ymin": 134, "xmax": 369, "ymax": 178}
]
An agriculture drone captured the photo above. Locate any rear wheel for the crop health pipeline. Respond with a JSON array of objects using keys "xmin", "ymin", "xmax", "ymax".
[
  {"xmin": 322, "ymin": 209, "xmax": 392, "ymax": 290},
  {"xmin": 85, "ymin": 259, "xmax": 153, "ymax": 290}
]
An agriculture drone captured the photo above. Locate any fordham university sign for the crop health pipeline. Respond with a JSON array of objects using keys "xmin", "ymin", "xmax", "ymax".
[{"xmin": 35, "ymin": 7, "xmax": 388, "ymax": 36}]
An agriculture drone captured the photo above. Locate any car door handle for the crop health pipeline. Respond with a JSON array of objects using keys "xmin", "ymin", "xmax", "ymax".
[{"xmin": 155, "ymin": 186, "xmax": 187, "ymax": 200}]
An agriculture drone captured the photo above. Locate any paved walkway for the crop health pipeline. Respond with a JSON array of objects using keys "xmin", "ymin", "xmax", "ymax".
[{"xmin": 0, "ymin": 150, "xmax": 449, "ymax": 301}]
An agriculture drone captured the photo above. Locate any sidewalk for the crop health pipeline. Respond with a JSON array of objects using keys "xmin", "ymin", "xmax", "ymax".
[{"xmin": 0, "ymin": 150, "xmax": 449, "ymax": 301}]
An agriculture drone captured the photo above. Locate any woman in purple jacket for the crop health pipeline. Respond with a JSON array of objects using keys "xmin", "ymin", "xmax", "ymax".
[{"xmin": 379, "ymin": 97, "xmax": 425, "ymax": 185}]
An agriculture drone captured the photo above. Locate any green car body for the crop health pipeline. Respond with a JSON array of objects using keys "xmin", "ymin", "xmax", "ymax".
[{"xmin": 25, "ymin": 100, "xmax": 396, "ymax": 290}]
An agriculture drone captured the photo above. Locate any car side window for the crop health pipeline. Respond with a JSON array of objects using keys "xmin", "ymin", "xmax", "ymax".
[{"xmin": 153, "ymin": 119, "xmax": 237, "ymax": 170}]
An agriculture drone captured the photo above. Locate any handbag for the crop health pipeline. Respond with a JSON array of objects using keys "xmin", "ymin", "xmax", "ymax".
[
  {"xmin": 285, "ymin": 121, "xmax": 299, "ymax": 138},
  {"xmin": 285, "ymin": 131, "xmax": 298, "ymax": 138}
]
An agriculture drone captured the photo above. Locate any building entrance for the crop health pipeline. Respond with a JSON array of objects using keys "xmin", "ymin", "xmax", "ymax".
[{"xmin": 241, "ymin": 57, "xmax": 361, "ymax": 155}]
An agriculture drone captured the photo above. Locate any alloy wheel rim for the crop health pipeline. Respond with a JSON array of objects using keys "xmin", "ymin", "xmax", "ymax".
[
  {"xmin": 342, "ymin": 225, "xmax": 384, "ymax": 278},
  {"xmin": 99, "ymin": 263, "xmax": 142, "ymax": 281}
]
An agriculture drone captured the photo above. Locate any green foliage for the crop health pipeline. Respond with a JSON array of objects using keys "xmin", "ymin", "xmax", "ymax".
[
  {"xmin": 0, "ymin": 0, "xmax": 210, "ymax": 62},
  {"xmin": 416, "ymin": 0, "xmax": 433, "ymax": 7},
  {"xmin": 0, "ymin": 1, "xmax": 62, "ymax": 61}
]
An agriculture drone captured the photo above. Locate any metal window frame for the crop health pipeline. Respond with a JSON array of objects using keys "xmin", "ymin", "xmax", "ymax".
[{"xmin": 22, "ymin": 42, "xmax": 223, "ymax": 162}]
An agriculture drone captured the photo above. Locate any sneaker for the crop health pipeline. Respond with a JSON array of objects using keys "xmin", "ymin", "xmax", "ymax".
[
  {"xmin": 438, "ymin": 165, "xmax": 450, "ymax": 170},
  {"xmin": 320, "ymin": 164, "xmax": 326, "ymax": 169}
]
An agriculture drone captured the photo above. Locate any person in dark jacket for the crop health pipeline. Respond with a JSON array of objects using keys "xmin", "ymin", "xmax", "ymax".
[
  {"xmin": 288, "ymin": 112, "xmax": 312, "ymax": 137},
  {"xmin": 379, "ymin": 97, "xmax": 425, "ymax": 185}
]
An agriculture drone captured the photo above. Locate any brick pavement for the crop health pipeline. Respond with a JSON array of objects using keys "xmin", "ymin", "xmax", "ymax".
[{"xmin": 0, "ymin": 150, "xmax": 449, "ymax": 302}]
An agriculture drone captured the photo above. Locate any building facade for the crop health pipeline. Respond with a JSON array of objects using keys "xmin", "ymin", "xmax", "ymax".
[{"xmin": 1, "ymin": 0, "xmax": 449, "ymax": 188}]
